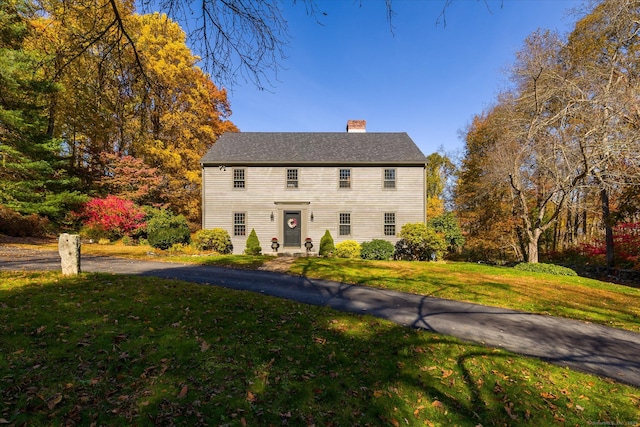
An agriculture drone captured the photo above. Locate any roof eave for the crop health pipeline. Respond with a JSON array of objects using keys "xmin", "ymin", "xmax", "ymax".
[{"xmin": 201, "ymin": 160, "xmax": 427, "ymax": 167}]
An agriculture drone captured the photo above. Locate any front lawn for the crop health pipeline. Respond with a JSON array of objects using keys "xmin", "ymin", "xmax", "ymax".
[
  {"xmin": 288, "ymin": 258, "xmax": 640, "ymax": 333},
  {"xmin": 1, "ymin": 271, "xmax": 638, "ymax": 426},
  {"xmin": 3, "ymin": 239, "xmax": 640, "ymax": 332}
]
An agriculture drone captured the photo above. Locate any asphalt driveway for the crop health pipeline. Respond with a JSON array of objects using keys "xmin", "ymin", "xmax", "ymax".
[{"xmin": 1, "ymin": 246, "xmax": 639, "ymax": 388}]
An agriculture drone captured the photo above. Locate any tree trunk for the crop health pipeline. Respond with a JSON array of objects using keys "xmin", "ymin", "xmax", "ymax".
[
  {"xmin": 601, "ymin": 188, "xmax": 614, "ymax": 268},
  {"xmin": 526, "ymin": 239, "xmax": 539, "ymax": 263},
  {"xmin": 525, "ymin": 228, "xmax": 542, "ymax": 263}
]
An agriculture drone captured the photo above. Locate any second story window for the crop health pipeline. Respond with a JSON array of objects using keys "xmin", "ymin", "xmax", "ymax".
[
  {"xmin": 384, "ymin": 168, "xmax": 396, "ymax": 189},
  {"xmin": 339, "ymin": 168, "xmax": 351, "ymax": 188},
  {"xmin": 233, "ymin": 168, "xmax": 245, "ymax": 188},
  {"xmin": 287, "ymin": 168, "xmax": 298, "ymax": 188}
]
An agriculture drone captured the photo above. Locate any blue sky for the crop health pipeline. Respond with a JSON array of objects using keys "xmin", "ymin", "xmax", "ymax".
[{"xmin": 224, "ymin": 0, "xmax": 585, "ymax": 157}]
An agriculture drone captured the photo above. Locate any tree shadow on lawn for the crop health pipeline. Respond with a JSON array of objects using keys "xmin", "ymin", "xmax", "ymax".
[
  {"xmin": 292, "ymin": 257, "xmax": 515, "ymax": 302},
  {"xmin": 0, "ymin": 272, "xmax": 637, "ymax": 426}
]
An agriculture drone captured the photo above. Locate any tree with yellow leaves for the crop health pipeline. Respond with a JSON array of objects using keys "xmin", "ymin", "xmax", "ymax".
[{"xmin": 28, "ymin": 5, "xmax": 237, "ymax": 222}]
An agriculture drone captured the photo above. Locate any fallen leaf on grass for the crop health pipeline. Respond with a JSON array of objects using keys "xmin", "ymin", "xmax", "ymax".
[
  {"xmin": 200, "ymin": 341, "xmax": 210, "ymax": 352},
  {"xmin": 177, "ymin": 385, "xmax": 188, "ymax": 399},
  {"xmin": 431, "ymin": 400, "xmax": 445, "ymax": 412},
  {"xmin": 47, "ymin": 393, "xmax": 63, "ymax": 410}
]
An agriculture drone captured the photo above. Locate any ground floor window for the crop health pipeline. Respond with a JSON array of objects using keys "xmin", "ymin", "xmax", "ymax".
[
  {"xmin": 339, "ymin": 212, "xmax": 351, "ymax": 236},
  {"xmin": 384, "ymin": 212, "xmax": 396, "ymax": 236},
  {"xmin": 234, "ymin": 212, "xmax": 246, "ymax": 236}
]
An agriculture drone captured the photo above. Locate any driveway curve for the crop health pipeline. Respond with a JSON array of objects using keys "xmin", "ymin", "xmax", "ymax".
[{"xmin": 1, "ymin": 246, "xmax": 639, "ymax": 388}]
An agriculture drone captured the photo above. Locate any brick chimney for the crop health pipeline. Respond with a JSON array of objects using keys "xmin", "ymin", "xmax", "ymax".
[{"xmin": 346, "ymin": 120, "xmax": 366, "ymax": 133}]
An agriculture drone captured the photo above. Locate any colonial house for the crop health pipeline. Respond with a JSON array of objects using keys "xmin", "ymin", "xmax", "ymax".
[{"xmin": 200, "ymin": 120, "xmax": 427, "ymax": 254}]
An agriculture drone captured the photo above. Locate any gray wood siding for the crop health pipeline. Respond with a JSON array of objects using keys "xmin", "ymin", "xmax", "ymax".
[{"xmin": 202, "ymin": 165, "xmax": 425, "ymax": 254}]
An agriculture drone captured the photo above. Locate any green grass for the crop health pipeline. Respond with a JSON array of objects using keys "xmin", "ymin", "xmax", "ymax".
[
  {"xmin": 6, "ymin": 239, "xmax": 640, "ymax": 332},
  {"xmin": 1, "ymin": 271, "xmax": 638, "ymax": 426},
  {"xmin": 287, "ymin": 258, "xmax": 640, "ymax": 333}
]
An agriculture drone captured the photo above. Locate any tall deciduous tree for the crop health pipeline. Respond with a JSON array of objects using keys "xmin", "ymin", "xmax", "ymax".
[
  {"xmin": 456, "ymin": 0, "xmax": 640, "ymax": 265},
  {"xmin": 455, "ymin": 113, "xmax": 522, "ymax": 263},
  {"xmin": 425, "ymin": 151, "xmax": 454, "ymax": 219},
  {"xmin": 29, "ymin": 6, "xmax": 237, "ymax": 222},
  {"xmin": 562, "ymin": 0, "xmax": 640, "ymax": 267},
  {"xmin": 98, "ymin": 152, "xmax": 164, "ymax": 205},
  {"xmin": 496, "ymin": 30, "xmax": 592, "ymax": 263},
  {"xmin": 128, "ymin": 13, "xmax": 238, "ymax": 221}
]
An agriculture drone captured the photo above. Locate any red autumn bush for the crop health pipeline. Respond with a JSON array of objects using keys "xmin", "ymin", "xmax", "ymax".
[
  {"xmin": 78, "ymin": 195, "xmax": 146, "ymax": 241},
  {"xmin": 581, "ymin": 221, "xmax": 640, "ymax": 268}
]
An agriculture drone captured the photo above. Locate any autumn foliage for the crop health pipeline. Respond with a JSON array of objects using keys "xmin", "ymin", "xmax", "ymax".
[
  {"xmin": 78, "ymin": 196, "xmax": 146, "ymax": 239},
  {"xmin": 581, "ymin": 222, "xmax": 640, "ymax": 268}
]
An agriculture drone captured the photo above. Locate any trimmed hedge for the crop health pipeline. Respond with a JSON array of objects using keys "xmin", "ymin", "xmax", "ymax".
[
  {"xmin": 360, "ymin": 239, "xmax": 394, "ymax": 260},
  {"xmin": 192, "ymin": 228, "xmax": 233, "ymax": 254},
  {"xmin": 513, "ymin": 263, "xmax": 578, "ymax": 276}
]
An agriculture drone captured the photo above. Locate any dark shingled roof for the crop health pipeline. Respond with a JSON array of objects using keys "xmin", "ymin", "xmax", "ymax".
[{"xmin": 201, "ymin": 132, "xmax": 427, "ymax": 165}]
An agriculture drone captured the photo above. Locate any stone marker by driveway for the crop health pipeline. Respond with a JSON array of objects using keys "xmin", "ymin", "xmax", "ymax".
[{"xmin": 58, "ymin": 233, "xmax": 81, "ymax": 275}]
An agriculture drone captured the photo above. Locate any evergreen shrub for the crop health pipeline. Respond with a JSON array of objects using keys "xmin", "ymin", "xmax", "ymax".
[
  {"xmin": 360, "ymin": 239, "xmax": 394, "ymax": 260},
  {"xmin": 319, "ymin": 230, "xmax": 335, "ymax": 256},
  {"xmin": 193, "ymin": 228, "xmax": 233, "ymax": 254},
  {"xmin": 513, "ymin": 263, "xmax": 578, "ymax": 276},
  {"xmin": 146, "ymin": 209, "xmax": 191, "ymax": 250},
  {"xmin": 395, "ymin": 222, "xmax": 447, "ymax": 261},
  {"xmin": 244, "ymin": 229, "xmax": 262, "ymax": 255}
]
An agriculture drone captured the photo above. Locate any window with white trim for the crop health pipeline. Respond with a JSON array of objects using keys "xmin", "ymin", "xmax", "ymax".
[
  {"xmin": 233, "ymin": 212, "xmax": 246, "ymax": 236},
  {"xmin": 233, "ymin": 168, "xmax": 245, "ymax": 188},
  {"xmin": 384, "ymin": 212, "xmax": 396, "ymax": 236},
  {"xmin": 383, "ymin": 168, "xmax": 396, "ymax": 189},
  {"xmin": 339, "ymin": 168, "xmax": 351, "ymax": 188},
  {"xmin": 286, "ymin": 168, "xmax": 298, "ymax": 188},
  {"xmin": 339, "ymin": 212, "xmax": 351, "ymax": 236}
]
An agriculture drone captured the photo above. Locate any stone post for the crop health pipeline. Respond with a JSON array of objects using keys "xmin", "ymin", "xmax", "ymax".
[{"xmin": 59, "ymin": 233, "xmax": 81, "ymax": 275}]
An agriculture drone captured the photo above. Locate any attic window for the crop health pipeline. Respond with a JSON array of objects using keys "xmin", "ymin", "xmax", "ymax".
[{"xmin": 287, "ymin": 169, "xmax": 298, "ymax": 188}]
